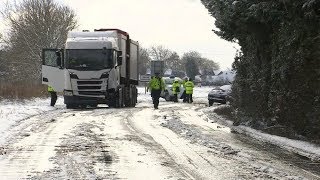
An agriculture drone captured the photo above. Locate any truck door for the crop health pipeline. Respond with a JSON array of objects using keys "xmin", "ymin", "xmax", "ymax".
[{"xmin": 42, "ymin": 49, "xmax": 65, "ymax": 92}]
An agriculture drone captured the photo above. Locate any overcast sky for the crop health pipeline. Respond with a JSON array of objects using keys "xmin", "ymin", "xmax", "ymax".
[{"xmin": 0, "ymin": 0, "xmax": 238, "ymax": 69}]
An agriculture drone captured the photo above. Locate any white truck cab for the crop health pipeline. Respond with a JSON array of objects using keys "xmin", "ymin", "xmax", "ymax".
[{"xmin": 42, "ymin": 29, "xmax": 139, "ymax": 108}]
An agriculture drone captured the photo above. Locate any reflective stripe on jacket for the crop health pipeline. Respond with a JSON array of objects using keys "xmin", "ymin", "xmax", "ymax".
[
  {"xmin": 148, "ymin": 77, "xmax": 164, "ymax": 91},
  {"xmin": 48, "ymin": 86, "xmax": 55, "ymax": 92},
  {"xmin": 184, "ymin": 81, "xmax": 194, "ymax": 94}
]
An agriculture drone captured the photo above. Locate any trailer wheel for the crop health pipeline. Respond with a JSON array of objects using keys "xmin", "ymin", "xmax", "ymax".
[
  {"xmin": 118, "ymin": 88, "xmax": 123, "ymax": 108},
  {"xmin": 124, "ymin": 87, "xmax": 131, "ymax": 107},
  {"xmin": 129, "ymin": 86, "xmax": 137, "ymax": 107},
  {"xmin": 132, "ymin": 87, "xmax": 137, "ymax": 107}
]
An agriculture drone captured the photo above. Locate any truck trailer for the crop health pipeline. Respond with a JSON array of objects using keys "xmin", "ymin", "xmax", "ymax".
[{"xmin": 42, "ymin": 29, "xmax": 139, "ymax": 108}]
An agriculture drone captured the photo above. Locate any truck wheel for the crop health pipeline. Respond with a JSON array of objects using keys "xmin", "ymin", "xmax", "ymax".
[
  {"xmin": 124, "ymin": 87, "xmax": 131, "ymax": 107},
  {"xmin": 133, "ymin": 89, "xmax": 137, "ymax": 107},
  {"xmin": 112, "ymin": 89, "xmax": 123, "ymax": 108},
  {"xmin": 118, "ymin": 89, "xmax": 123, "ymax": 108},
  {"xmin": 132, "ymin": 86, "xmax": 138, "ymax": 107},
  {"xmin": 108, "ymin": 101, "xmax": 115, "ymax": 108}
]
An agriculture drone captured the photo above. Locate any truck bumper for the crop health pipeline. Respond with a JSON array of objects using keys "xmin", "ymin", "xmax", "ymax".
[{"xmin": 64, "ymin": 95, "xmax": 106, "ymax": 105}]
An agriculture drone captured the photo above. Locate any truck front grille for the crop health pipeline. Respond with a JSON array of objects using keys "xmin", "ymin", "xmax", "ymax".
[
  {"xmin": 76, "ymin": 80, "xmax": 104, "ymax": 96},
  {"xmin": 78, "ymin": 91, "xmax": 103, "ymax": 96},
  {"xmin": 77, "ymin": 81, "xmax": 102, "ymax": 85},
  {"xmin": 78, "ymin": 86, "xmax": 101, "ymax": 90}
]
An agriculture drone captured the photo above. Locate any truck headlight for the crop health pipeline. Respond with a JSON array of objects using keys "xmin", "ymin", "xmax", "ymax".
[
  {"xmin": 100, "ymin": 73, "xmax": 109, "ymax": 79},
  {"xmin": 64, "ymin": 90, "xmax": 73, "ymax": 96},
  {"xmin": 70, "ymin": 73, "xmax": 79, "ymax": 79}
]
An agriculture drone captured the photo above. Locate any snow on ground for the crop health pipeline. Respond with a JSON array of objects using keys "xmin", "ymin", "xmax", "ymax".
[
  {"xmin": 1, "ymin": 86, "xmax": 319, "ymax": 162},
  {"xmin": 0, "ymin": 97, "xmax": 64, "ymax": 144}
]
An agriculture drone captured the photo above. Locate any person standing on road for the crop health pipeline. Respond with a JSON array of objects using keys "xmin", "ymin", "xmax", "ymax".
[
  {"xmin": 185, "ymin": 78, "xmax": 194, "ymax": 103},
  {"xmin": 182, "ymin": 77, "xmax": 188, "ymax": 102},
  {"xmin": 48, "ymin": 85, "xmax": 57, "ymax": 107},
  {"xmin": 148, "ymin": 73, "xmax": 165, "ymax": 109},
  {"xmin": 172, "ymin": 79, "xmax": 180, "ymax": 102}
]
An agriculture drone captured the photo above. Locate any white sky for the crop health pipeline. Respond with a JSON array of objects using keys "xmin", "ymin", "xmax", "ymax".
[{"xmin": 0, "ymin": 0, "xmax": 239, "ymax": 69}]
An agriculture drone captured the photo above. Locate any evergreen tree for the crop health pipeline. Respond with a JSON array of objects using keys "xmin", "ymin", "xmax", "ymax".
[
  {"xmin": 182, "ymin": 51, "xmax": 200, "ymax": 79},
  {"xmin": 201, "ymin": 0, "xmax": 320, "ymax": 139}
]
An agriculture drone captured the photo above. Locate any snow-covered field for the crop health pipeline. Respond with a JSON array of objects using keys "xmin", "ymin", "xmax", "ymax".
[{"xmin": 0, "ymin": 87, "xmax": 320, "ymax": 179}]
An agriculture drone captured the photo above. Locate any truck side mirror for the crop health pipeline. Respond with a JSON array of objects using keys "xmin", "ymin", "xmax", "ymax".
[{"xmin": 117, "ymin": 51, "xmax": 122, "ymax": 66}]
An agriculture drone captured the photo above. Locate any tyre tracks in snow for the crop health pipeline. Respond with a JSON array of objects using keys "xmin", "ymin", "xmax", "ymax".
[
  {"xmin": 0, "ymin": 102, "xmax": 319, "ymax": 179},
  {"xmin": 122, "ymin": 109, "xmax": 197, "ymax": 179},
  {"xmin": 124, "ymin": 104, "xmax": 254, "ymax": 179},
  {"xmin": 159, "ymin": 103, "xmax": 320, "ymax": 179},
  {"xmin": 0, "ymin": 108, "xmax": 117, "ymax": 179}
]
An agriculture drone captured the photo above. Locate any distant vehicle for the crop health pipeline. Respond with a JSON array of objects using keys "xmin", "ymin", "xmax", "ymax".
[
  {"xmin": 208, "ymin": 85, "xmax": 231, "ymax": 106},
  {"xmin": 42, "ymin": 29, "xmax": 139, "ymax": 109},
  {"xmin": 161, "ymin": 77, "xmax": 185, "ymax": 101}
]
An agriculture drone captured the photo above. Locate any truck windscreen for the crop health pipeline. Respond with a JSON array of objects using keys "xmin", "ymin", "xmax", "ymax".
[{"xmin": 66, "ymin": 49, "xmax": 114, "ymax": 70}]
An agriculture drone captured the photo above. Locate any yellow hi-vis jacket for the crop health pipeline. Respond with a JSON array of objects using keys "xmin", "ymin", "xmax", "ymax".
[
  {"xmin": 184, "ymin": 80, "xmax": 194, "ymax": 94},
  {"xmin": 172, "ymin": 81, "xmax": 180, "ymax": 95},
  {"xmin": 148, "ymin": 76, "xmax": 165, "ymax": 91},
  {"xmin": 48, "ymin": 86, "xmax": 55, "ymax": 92}
]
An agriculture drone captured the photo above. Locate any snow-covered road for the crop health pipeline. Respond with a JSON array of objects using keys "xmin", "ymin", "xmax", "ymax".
[{"xmin": 0, "ymin": 87, "xmax": 319, "ymax": 179}]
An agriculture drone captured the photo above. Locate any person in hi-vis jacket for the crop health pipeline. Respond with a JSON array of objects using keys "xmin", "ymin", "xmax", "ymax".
[
  {"xmin": 148, "ymin": 73, "xmax": 165, "ymax": 109},
  {"xmin": 48, "ymin": 85, "xmax": 57, "ymax": 107}
]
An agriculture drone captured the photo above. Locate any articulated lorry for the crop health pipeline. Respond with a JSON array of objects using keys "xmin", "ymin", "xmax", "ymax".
[{"xmin": 42, "ymin": 29, "xmax": 139, "ymax": 108}]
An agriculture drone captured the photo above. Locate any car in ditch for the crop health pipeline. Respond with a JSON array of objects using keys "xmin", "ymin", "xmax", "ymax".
[{"xmin": 208, "ymin": 85, "xmax": 231, "ymax": 106}]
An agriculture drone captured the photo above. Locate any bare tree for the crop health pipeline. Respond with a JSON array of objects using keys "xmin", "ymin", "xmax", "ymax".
[
  {"xmin": 138, "ymin": 47, "xmax": 151, "ymax": 75},
  {"xmin": 198, "ymin": 57, "xmax": 220, "ymax": 75},
  {"xmin": 148, "ymin": 45, "xmax": 173, "ymax": 61},
  {"xmin": 0, "ymin": 32, "xmax": 3, "ymax": 43},
  {"xmin": 166, "ymin": 52, "xmax": 184, "ymax": 71},
  {"xmin": 2, "ymin": 0, "xmax": 78, "ymax": 82},
  {"xmin": 182, "ymin": 51, "xmax": 220, "ymax": 78}
]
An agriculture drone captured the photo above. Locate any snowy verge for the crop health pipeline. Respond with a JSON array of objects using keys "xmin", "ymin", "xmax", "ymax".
[
  {"xmin": 204, "ymin": 109, "xmax": 320, "ymax": 162},
  {"xmin": 235, "ymin": 124, "xmax": 320, "ymax": 161},
  {"xmin": 0, "ymin": 97, "xmax": 64, "ymax": 144}
]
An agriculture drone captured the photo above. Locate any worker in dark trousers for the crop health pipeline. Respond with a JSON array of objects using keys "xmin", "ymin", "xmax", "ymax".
[
  {"xmin": 184, "ymin": 78, "xmax": 194, "ymax": 103},
  {"xmin": 148, "ymin": 73, "xmax": 165, "ymax": 109},
  {"xmin": 182, "ymin": 77, "xmax": 188, "ymax": 102},
  {"xmin": 172, "ymin": 79, "xmax": 180, "ymax": 102},
  {"xmin": 48, "ymin": 85, "xmax": 57, "ymax": 107}
]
